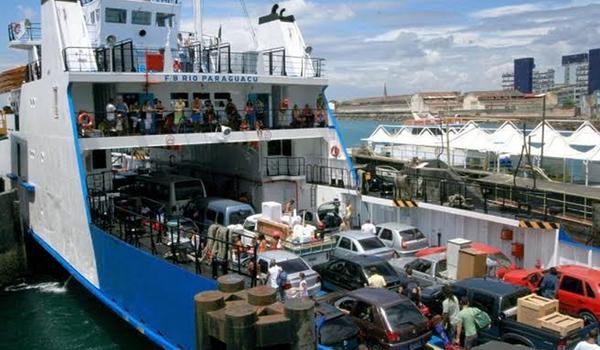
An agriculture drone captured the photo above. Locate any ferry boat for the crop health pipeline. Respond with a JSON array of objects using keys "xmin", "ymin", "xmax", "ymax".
[
  {"xmin": 3, "ymin": 1, "xmax": 600, "ymax": 349},
  {"xmin": 0, "ymin": 1, "xmax": 354, "ymax": 348}
]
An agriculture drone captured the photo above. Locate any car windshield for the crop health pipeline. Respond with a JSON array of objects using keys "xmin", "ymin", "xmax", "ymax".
[
  {"xmin": 399, "ymin": 228, "xmax": 425, "ymax": 241},
  {"xmin": 229, "ymin": 209, "xmax": 254, "ymax": 225},
  {"xmin": 490, "ymin": 252, "xmax": 512, "ymax": 268},
  {"xmin": 384, "ymin": 302, "xmax": 426, "ymax": 329},
  {"xmin": 174, "ymin": 181, "xmax": 205, "ymax": 201},
  {"xmin": 363, "ymin": 262, "xmax": 397, "ymax": 277},
  {"xmin": 319, "ymin": 315, "xmax": 359, "ymax": 346},
  {"xmin": 358, "ymin": 237, "xmax": 385, "ymax": 250},
  {"xmin": 279, "ymin": 258, "xmax": 310, "ymax": 274},
  {"xmin": 501, "ymin": 289, "xmax": 530, "ymax": 313}
]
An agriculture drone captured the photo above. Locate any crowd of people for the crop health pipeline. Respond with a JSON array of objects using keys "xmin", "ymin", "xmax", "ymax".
[{"xmin": 79, "ymin": 94, "xmax": 329, "ymax": 137}]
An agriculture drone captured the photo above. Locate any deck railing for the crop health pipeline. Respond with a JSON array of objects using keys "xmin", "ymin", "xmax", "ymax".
[
  {"xmin": 8, "ymin": 22, "xmax": 40, "ymax": 42},
  {"xmin": 63, "ymin": 43, "xmax": 325, "ymax": 77}
]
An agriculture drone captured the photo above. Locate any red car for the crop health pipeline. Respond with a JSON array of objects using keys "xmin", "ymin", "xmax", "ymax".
[
  {"xmin": 503, "ymin": 265, "xmax": 600, "ymax": 324},
  {"xmin": 415, "ymin": 242, "xmax": 516, "ymax": 278}
]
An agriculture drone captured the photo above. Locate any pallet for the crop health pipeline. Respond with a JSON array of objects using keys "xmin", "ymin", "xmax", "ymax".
[
  {"xmin": 517, "ymin": 294, "xmax": 558, "ymax": 328},
  {"xmin": 539, "ymin": 312, "xmax": 584, "ymax": 336}
]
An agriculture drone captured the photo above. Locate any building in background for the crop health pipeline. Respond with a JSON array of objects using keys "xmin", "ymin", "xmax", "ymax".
[
  {"xmin": 502, "ymin": 68, "xmax": 555, "ymax": 93},
  {"xmin": 514, "ymin": 57, "xmax": 535, "ymax": 93},
  {"xmin": 588, "ymin": 48, "xmax": 600, "ymax": 95}
]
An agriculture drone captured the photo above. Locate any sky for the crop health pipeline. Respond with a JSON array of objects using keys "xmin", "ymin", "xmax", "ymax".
[{"xmin": 2, "ymin": 0, "xmax": 600, "ymax": 100}]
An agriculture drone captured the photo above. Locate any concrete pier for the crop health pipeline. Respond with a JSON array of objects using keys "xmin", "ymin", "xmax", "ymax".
[{"xmin": 0, "ymin": 190, "xmax": 26, "ymax": 286}]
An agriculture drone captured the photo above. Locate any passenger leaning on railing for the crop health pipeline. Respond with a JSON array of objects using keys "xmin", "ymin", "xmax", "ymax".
[
  {"xmin": 142, "ymin": 100, "xmax": 155, "ymax": 135},
  {"xmin": 191, "ymin": 97, "xmax": 203, "ymax": 132}
]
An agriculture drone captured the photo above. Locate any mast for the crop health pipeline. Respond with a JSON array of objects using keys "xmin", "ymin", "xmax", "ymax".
[{"xmin": 193, "ymin": 0, "xmax": 202, "ymax": 41}]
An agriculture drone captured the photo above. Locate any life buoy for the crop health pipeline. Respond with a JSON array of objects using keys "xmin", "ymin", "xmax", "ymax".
[
  {"xmin": 330, "ymin": 145, "xmax": 340, "ymax": 158},
  {"xmin": 78, "ymin": 112, "xmax": 94, "ymax": 129}
]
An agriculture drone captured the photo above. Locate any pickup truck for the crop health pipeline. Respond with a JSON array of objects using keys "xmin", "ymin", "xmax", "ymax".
[{"xmin": 421, "ymin": 278, "xmax": 597, "ymax": 350}]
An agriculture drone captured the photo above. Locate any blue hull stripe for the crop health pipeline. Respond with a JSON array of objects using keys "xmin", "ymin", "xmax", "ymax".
[{"xmin": 29, "ymin": 229, "xmax": 179, "ymax": 350}]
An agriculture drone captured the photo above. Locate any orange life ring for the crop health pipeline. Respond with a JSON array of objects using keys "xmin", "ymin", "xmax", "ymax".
[
  {"xmin": 78, "ymin": 112, "xmax": 94, "ymax": 129},
  {"xmin": 330, "ymin": 145, "xmax": 340, "ymax": 158}
]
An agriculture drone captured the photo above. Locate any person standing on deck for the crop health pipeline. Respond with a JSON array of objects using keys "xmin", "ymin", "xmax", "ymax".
[
  {"xmin": 191, "ymin": 97, "xmax": 202, "ymax": 132},
  {"xmin": 455, "ymin": 297, "xmax": 478, "ymax": 349},
  {"xmin": 142, "ymin": 100, "xmax": 155, "ymax": 134},
  {"xmin": 539, "ymin": 267, "xmax": 560, "ymax": 299},
  {"xmin": 105, "ymin": 98, "xmax": 116, "ymax": 132},
  {"xmin": 298, "ymin": 272, "xmax": 308, "ymax": 298},
  {"xmin": 442, "ymin": 285, "xmax": 460, "ymax": 339},
  {"xmin": 267, "ymin": 260, "xmax": 282, "ymax": 288},
  {"xmin": 173, "ymin": 98, "xmax": 185, "ymax": 132},
  {"xmin": 115, "ymin": 96, "xmax": 129, "ymax": 135}
]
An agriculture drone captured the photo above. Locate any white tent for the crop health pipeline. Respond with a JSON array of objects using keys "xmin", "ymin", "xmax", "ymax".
[
  {"xmin": 567, "ymin": 121, "xmax": 600, "ymax": 149},
  {"xmin": 530, "ymin": 136, "xmax": 588, "ymax": 160},
  {"xmin": 527, "ymin": 121, "xmax": 562, "ymax": 147},
  {"xmin": 363, "ymin": 125, "xmax": 394, "ymax": 143},
  {"xmin": 413, "ymin": 129, "xmax": 441, "ymax": 147},
  {"xmin": 450, "ymin": 123, "xmax": 493, "ymax": 151},
  {"xmin": 490, "ymin": 121, "xmax": 524, "ymax": 154}
]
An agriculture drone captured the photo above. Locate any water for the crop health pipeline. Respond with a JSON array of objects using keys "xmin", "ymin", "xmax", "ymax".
[
  {"xmin": 336, "ymin": 118, "xmax": 403, "ymax": 147},
  {"xmin": 0, "ymin": 276, "xmax": 158, "ymax": 350},
  {"xmin": 1, "ymin": 119, "xmax": 379, "ymax": 349}
]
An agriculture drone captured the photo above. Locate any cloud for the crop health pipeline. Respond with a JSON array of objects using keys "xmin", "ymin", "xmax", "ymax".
[
  {"xmin": 471, "ymin": 4, "xmax": 545, "ymax": 18},
  {"xmin": 17, "ymin": 5, "xmax": 36, "ymax": 20}
]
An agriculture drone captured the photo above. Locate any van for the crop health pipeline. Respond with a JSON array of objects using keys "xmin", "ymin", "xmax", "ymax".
[
  {"xmin": 188, "ymin": 197, "xmax": 255, "ymax": 228},
  {"xmin": 134, "ymin": 175, "xmax": 207, "ymax": 215}
]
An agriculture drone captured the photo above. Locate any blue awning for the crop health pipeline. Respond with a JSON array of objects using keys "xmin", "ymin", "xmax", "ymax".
[{"xmin": 20, "ymin": 181, "xmax": 35, "ymax": 193}]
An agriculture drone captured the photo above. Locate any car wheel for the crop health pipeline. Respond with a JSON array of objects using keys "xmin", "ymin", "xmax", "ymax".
[{"xmin": 579, "ymin": 310, "xmax": 598, "ymax": 325}]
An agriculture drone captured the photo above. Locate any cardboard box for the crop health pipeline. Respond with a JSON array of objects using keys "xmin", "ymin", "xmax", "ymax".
[
  {"xmin": 256, "ymin": 218, "xmax": 290, "ymax": 240},
  {"xmin": 539, "ymin": 312, "xmax": 584, "ymax": 336},
  {"xmin": 517, "ymin": 294, "xmax": 559, "ymax": 327},
  {"xmin": 457, "ymin": 248, "xmax": 487, "ymax": 280},
  {"xmin": 447, "ymin": 238, "xmax": 472, "ymax": 280}
]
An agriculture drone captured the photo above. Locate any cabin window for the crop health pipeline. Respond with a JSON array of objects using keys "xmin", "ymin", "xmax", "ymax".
[
  {"xmin": 192, "ymin": 93, "xmax": 210, "ymax": 101},
  {"xmin": 92, "ymin": 150, "xmax": 107, "ymax": 170},
  {"xmin": 267, "ymin": 140, "xmax": 292, "ymax": 156},
  {"xmin": 106, "ymin": 8, "xmax": 127, "ymax": 24},
  {"xmin": 170, "ymin": 93, "xmax": 189, "ymax": 107},
  {"xmin": 156, "ymin": 13, "xmax": 173, "ymax": 27},
  {"xmin": 132, "ymin": 11, "xmax": 151, "ymax": 25}
]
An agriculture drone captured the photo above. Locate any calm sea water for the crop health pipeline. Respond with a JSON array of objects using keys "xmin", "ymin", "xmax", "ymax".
[{"xmin": 2, "ymin": 119, "xmax": 382, "ymax": 350}]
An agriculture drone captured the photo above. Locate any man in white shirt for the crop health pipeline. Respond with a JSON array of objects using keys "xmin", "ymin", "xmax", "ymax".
[
  {"xmin": 361, "ymin": 220, "xmax": 376, "ymax": 235},
  {"xmin": 267, "ymin": 259, "xmax": 282, "ymax": 289},
  {"xmin": 575, "ymin": 329, "xmax": 600, "ymax": 350},
  {"xmin": 106, "ymin": 98, "xmax": 116, "ymax": 126}
]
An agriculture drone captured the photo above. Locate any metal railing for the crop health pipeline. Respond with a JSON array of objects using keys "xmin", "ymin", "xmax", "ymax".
[
  {"xmin": 359, "ymin": 170, "xmax": 596, "ymax": 224},
  {"xmin": 76, "ymin": 107, "xmax": 329, "ymax": 138},
  {"xmin": 89, "ymin": 191, "xmax": 259, "ymax": 284},
  {"xmin": 265, "ymin": 157, "xmax": 306, "ymax": 177},
  {"xmin": 25, "ymin": 59, "xmax": 41, "ymax": 82},
  {"xmin": 8, "ymin": 22, "xmax": 40, "ymax": 42},
  {"xmin": 306, "ymin": 165, "xmax": 353, "ymax": 189},
  {"xmin": 63, "ymin": 43, "xmax": 326, "ymax": 77}
]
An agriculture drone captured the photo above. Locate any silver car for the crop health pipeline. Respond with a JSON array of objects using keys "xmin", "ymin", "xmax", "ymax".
[
  {"xmin": 388, "ymin": 253, "xmax": 451, "ymax": 288},
  {"xmin": 332, "ymin": 231, "xmax": 396, "ymax": 260},
  {"xmin": 254, "ymin": 250, "xmax": 321, "ymax": 297},
  {"xmin": 375, "ymin": 222, "xmax": 429, "ymax": 256}
]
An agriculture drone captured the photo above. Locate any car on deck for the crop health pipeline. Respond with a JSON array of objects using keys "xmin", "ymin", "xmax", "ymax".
[
  {"xmin": 314, "ymin": 255, "xmax": 402, "ymax": 292},
  {"xmin": 388, "ymin": 253, "xmax": 451, "ymax": 288},
  {"xmin": 323, "ymin": 288, "xmax": 431, "ymax": 350},
  {"xmin": 316, "ymin": 302, "xmax": 360, "ymax": 350},
  {"xmin": 375, "ymin": 222, "xmax": 429, "ymax": 256},
  {"xmin": 503, "ymin": 265, "xmax": 600, "ymax": 324},
  {"xmin": 332, "ymin": 231, "xmax": 396, "ymax": 260},
  {"xmin": 416, "ymin": 241, "xmax": 516, "ymax": 278}
]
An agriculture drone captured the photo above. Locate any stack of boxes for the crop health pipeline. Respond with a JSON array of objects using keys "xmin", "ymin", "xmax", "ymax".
[{"xmin": 517, "ymin": 294, "xmax": 584, "ymax": 336}]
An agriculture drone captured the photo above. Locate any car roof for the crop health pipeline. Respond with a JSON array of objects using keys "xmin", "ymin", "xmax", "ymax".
[
  {"xmin": 333, "ymin": 255, "xmax": 388, "ymax": 266},
  {"xmin": 201, "ymin": 197, "xmax": 254, "ymax": 211},
  {"xmin": 258, "ymin": 250, "xmax": 304, "ymax": 261},
  {"xmin": 454, "ymin": 278, "xmax": 529, "ymax": 297},
  {"xmin": 334, "ymin": 230, "xmax": 376, "ymax": 240},
  {"xmin": 348, "ymin": 288, "xmax": 411, "ymax": 307},
  {"xmin": 376, "ymin": 222, "xmax": 417, "ymax": 231},
  {"xmin": 137, "ymin": 174, "xmax": 202, "ymax": 185},
  {"xmin": 559, "ymin": 265, "xmax": 600, "ymax": 280}
]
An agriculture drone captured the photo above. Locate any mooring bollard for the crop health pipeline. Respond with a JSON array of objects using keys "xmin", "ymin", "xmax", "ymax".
[
  {"xmin": 194, "ymin": 291, "xmax": 225, "ymax": 350},
  {"xmin": 247, "ymin": 285, "xmax": 277, "ymax": 306},
  {"xmin": 284, "ymin": 298, "xmax": 316, "ymax": 350},
  {"xmin": 217, "ymin": 274, "xmax": 245, "ymax": 293},
  {"xmin": 225, "ymin": 303, "xmax": 258, "ymax": 350}
]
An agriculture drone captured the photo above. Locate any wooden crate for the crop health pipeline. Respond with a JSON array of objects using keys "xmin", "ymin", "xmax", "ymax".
[
  {"xmin": 517, "ymin": 294, "xmax": 559, "ymax": 327},
  {"xmin": 539, "ymin": 312, "xmax": 584, "ymax": 336}
]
